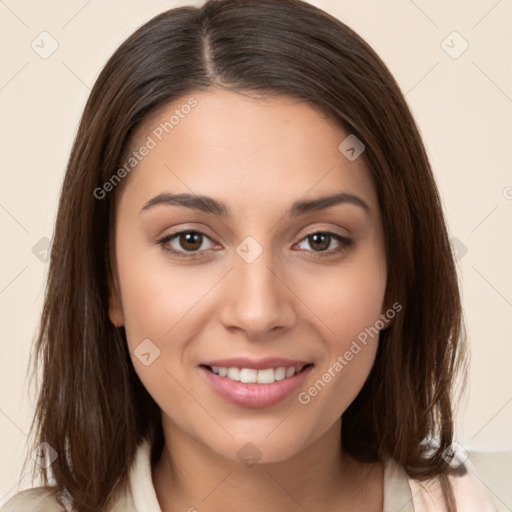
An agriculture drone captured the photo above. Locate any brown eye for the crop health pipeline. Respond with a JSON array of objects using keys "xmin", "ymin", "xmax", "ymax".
[
  {"xmin": 177, "ymin": 231, "xmax": 203, "ymax": 251},
  {"xmin": 307, "ymin": 233, "xmax": 331, "ymax": 251},
  {"xmin": 294, "ymin": 231, "xmax": 353, "ymax": 257},
  {"xmin": 157, "ymin": 230, "xmax": 216, "ymax": 259}
]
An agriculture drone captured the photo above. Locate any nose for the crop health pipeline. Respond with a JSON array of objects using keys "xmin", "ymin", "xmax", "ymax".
[{"xmin": 219, "ymin": 245, "xmax": 297, "ymax": 339}]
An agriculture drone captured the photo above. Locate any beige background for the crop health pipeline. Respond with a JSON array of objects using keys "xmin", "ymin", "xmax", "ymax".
[{"xmin": 1, "ymin": 0, "xmax": 511, "ymax": 506}]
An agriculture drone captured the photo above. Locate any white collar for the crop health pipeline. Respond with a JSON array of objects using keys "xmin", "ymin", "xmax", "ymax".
[
  {"xmin": 128, "ymin": 439, "xmax": 164, "ymax": 512},
  {"xmin": 127, "ymin": 438, "xmax": 414, "ymax": 512}
]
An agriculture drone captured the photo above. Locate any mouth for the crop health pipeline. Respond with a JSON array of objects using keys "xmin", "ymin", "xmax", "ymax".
[
  {"xmin": 199, "ymin": 363, "xmax": 314, "ymax": 384},
  {"xmin": 199, "ymin": 362, "xmax": 315, "ymax": 408}
]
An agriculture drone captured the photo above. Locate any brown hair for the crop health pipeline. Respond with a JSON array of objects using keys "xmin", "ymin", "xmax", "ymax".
[{"xmin": 24, "ymin": 0, "xmax": 468, "ymax": 510}]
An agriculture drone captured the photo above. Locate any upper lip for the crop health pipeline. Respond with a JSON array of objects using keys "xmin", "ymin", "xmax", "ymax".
[{"xmin": 200, "ymin": 357, "xmax": 313, "ymax": 371}]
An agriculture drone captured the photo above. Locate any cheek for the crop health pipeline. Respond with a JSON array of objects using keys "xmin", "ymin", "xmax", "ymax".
[
  {"xmin": 301, "ymin": 255, "xmax": 386, "ymax": 346},
  {"xmin": 114, "ymin": 239, "xmax": 213, "ymax": 413},
  {"xmin": 295, "ymin": 252, "xmax": 385, "ymax": 407},
  {"xmin": 114, "ymin": 230, "xmax": 213, "ymax": 344}
]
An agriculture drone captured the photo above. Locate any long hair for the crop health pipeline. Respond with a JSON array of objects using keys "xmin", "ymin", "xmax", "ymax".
[{"xmin": 24, "ymin": 0, "xmax": 468, "ymax": 510}]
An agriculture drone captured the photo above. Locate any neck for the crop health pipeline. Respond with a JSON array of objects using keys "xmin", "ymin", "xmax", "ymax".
[{"xmin": 152, "ymin": 416, "xmax": 383, "ymax": 512}]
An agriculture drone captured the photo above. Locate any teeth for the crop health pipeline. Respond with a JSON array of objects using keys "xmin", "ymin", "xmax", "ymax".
[
  {"xmin": 227, "ymin": 367, "xmax": 240, "ymax": 381},
  {"xmin": 240, "ymin": 368, "xmax": 257, "ymax": 383},
  {"xmin": 285, "ymin": 367, "xmax": 295, "ymax": 378},
  {"xmin": 257, "ymin": 368, "xmax": 277, "ymax": 383},
  {"xmin": 209, "ymin": 365, "xmax": 306, "ymax": 383},
  {"xmin": 273, "ymin": 367, "xmax": 287, "ymax": 381}
]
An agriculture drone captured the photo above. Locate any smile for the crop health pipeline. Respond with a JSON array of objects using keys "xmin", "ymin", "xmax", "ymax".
[
  {"xmin": 199, "ymin": 363, "xmax": 314, "ymax": 408},
  {"xmin": 204, "ymin": 364, "xmax": 311, "ymax": 384}
]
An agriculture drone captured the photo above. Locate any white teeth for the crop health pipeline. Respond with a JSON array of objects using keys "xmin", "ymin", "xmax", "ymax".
[
  {"xmin": 227, "ymin": 367, "xmax": 240, "ymax": 381},
  {"xmin": 257, "ymin": 368, "xmax": 276, "ymax": 384},
  {"xmin": 209, "ymin": 365, "xmax": 306, "ymax": 383},
  {"xmin": 285, "ymin": 367, "xmax": 295, "ymax": 378},
  {"xmin": 240, "ymin": 368, "xmax": 257, "ymax": 383},
  {"xmin": 274, "ymin": 367, "xmax": 287, "ymax": 381}
]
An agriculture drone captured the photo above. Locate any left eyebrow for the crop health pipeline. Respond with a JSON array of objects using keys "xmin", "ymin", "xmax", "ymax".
[
  {"xmin": 289, "ymin": 192, "xmax": 370, "ymax": 216},
  {"xmin": 140, "ymin": 191, "xmax": 370, "ymax": 217}
]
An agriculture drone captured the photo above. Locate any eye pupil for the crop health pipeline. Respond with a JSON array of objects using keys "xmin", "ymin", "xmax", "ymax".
[
  {"xmin": 180, "ymin": 231, "xmax": 202, "ymax": 251},
  {"xmin": 310, "ymin": 233, "xmax": 330, "ymax": 251}
]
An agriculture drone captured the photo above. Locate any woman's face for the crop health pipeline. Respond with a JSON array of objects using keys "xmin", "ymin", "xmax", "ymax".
[{"xmin": 109, "ymin": 88, "xmax": 388, "ymax": 463}]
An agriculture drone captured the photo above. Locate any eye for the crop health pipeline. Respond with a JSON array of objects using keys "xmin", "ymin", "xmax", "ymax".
[
  {"xmin": 157, "ymin": 229, "xmax": 353, "ymax": 260},
  {"xmin": 293, "ymin": 231, "xmax": 353, "ymax": 257},
  {"xmin": 156, "ymin": 230, "xmax": 216, "ymax": 259}
]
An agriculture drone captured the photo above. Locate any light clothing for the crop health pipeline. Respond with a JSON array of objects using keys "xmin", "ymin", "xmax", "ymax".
[{"xmin": 2, "ymin": 439, "xmax": 509, "ymax": 511}]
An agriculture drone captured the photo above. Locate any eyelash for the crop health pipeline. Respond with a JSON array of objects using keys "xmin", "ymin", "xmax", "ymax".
[{"xmin": 156, "ymin": 229, "xmax": 353, "ymax": 260}]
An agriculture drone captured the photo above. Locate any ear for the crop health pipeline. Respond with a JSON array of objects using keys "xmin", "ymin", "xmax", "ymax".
[
  {"xmin": 107, "ymin": 265, "xmax": 125, "ymax": 327},
  {"xmin": 379, "ymin": 291, "xmax": 400, "ymax": 331},
  {"xmin": 380, "ymin": 311, "xmax": 395, "ymax": 330}
]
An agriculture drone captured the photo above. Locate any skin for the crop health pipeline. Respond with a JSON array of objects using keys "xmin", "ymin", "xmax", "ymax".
[{"xmin": 108, "ymin": 88, "xmax": 389, "ymax": 511}]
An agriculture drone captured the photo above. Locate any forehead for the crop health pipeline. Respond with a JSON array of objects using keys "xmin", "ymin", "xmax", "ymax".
[{"xmin": 117, "ymin": 88, "xmax": 378, "ymax": 215}]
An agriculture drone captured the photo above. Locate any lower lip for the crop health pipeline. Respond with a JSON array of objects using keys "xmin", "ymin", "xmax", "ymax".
[{"xmin": 199, "ymin": 365, "xmax": 314, "ymax": 408}]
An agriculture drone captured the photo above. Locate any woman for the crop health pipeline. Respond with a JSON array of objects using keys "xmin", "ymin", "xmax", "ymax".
[{"xmin": 2, "ymin": 0, "xmax": 502, "ymax": 510}]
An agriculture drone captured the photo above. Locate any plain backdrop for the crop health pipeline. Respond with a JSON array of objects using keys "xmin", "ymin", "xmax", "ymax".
[{"xmin": 1, "ymin": 0, "xmax": 511, "ymax": 506}]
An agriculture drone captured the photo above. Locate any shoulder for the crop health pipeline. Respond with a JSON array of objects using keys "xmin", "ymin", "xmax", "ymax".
[
  {"xmin": 464, "ymin": 449, "xmax": 512, "ymax": 510},
  {"xmin": 1, "ymin": 485, "xmax": 135, "ymax": 512},
  {"xmin": 1, "ymin": 487, "xmax": 69, "ymax": 512},
  {"xmin": 1, "ymin": 441, "xmax": 152, "ymax": 512},
  {"xmin": 408, "ymin": 449, "xmax": 511, "ymax": 512}
]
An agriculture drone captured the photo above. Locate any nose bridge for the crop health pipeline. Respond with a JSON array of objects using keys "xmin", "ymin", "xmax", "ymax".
[{"xmin": 219, "ymin": 236, "xmax": 296, "ymax": 336}]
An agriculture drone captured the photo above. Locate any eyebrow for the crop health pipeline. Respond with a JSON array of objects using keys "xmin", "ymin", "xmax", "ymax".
[{"xmin": 140, "ymin": 191, "xmax": 370, "ymax": 217}]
